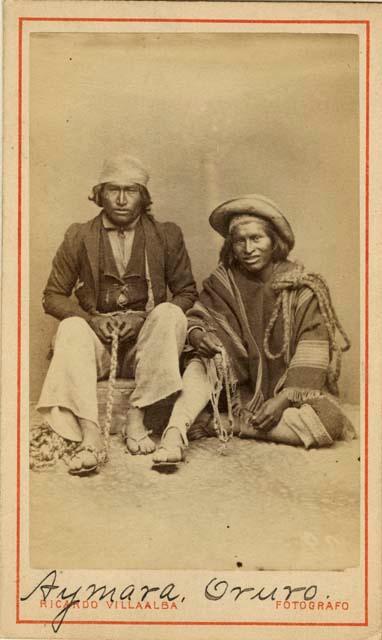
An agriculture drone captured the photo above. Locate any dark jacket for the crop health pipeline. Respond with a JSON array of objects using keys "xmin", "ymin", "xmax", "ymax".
[{"xmin": 43, "ymin": 212, "xmax": 198, "ymax": 320}]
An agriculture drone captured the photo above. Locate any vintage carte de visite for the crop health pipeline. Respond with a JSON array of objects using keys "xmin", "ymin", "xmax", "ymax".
[{"xmin": 1, "ymin": 1, "xmax": 381, "ymax": 638}]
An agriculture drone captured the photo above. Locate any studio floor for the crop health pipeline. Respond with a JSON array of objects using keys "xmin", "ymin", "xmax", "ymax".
[{"xmin": 29, "ymin": 404, "xmax": 360, "ymax": 572}]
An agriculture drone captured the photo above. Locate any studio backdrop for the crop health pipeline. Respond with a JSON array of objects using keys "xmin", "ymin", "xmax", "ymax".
[{"xmin": 29, "ymin": 32, "xmax": 359, "ymax": 403}]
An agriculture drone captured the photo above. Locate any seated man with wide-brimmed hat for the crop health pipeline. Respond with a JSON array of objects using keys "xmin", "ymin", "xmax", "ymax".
[{"xmin": 153, "ymin": 194, "xmax": 355, "ymax": 465}]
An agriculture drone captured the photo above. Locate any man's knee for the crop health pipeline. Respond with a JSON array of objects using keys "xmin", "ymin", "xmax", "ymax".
[
  {"xmin": 148, "ymin": 302, "xmax": 186, "ymax": 327},
  {"xmin": 55, "ymin": 316, "xmax": 93, "ymax": 346}
]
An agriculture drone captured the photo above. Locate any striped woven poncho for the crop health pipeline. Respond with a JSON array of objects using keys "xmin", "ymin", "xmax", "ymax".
[{"xmin": 187, "ymin": 260, "xmax": 354, "ymax": 441}]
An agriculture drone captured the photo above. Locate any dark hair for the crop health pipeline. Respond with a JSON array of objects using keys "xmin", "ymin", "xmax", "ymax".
[
  {"xmin": 219, "ymin": 216, "xmax": 290, "ymax": 268},
  {"xmin": 88, "ymin": 183, "xmax": 153, "ymax": 215}
]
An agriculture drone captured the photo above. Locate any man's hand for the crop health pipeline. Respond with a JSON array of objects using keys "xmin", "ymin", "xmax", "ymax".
[
  {"xmin": 88, "ymin": 315, "xmax": 116, "ymax": 343},
  {"xmin": 189, "ymin": 328, "xmax": 223, "ymax": 358},
  {"xmin": 117, "ymin": 314, "xmax": 145, "ymax": 343},
  {"xmin": 251, "ymin": 395, "xmax": 291, "ymax": 432},
  {"xmin": 89, "ymin": 313, "xmax": 145, "ymax": 344}
]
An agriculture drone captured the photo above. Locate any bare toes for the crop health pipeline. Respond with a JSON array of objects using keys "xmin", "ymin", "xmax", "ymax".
[
  {"xmin": 69, "ymin": 457, "xmax": 82, "ymax": 471},
  {"xmin": 152, "ymin": 446, "xmax": 183, "ymax": 464},
  {"xmin": 143, "ymin": 437, "xmax": 156, "ymax": 454},
  {"xmin": 125, "ymin": 438, "xmax": 140, "ymax": 454},
  {"xmin": 152, "ymin": 449, "xmax": 167, "ymax": 464}
]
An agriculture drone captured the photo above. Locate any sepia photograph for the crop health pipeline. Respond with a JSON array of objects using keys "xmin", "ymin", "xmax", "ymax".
[
  {"xmin": 28, "ymin": 30, "xmax": 360, "ymax": 571},
  {"xmin": 3, "ymin": 3, "xmax": 382, "ymax": 638}
]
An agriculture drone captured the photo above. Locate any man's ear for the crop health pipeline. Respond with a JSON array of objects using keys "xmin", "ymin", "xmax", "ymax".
[{"xmin": 88, "ymin": 184, "xmax": 104, "ymax": 207}]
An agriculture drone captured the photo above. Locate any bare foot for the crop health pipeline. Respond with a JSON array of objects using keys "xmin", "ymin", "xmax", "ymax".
[
  {"xmin": 122, "ymin": 407, "xmax": 156, "ymax": 455},
  {"xmin": 68, "ymin": 420, "xmax": 104, "ymax": 475},
  {"xmin": 152, "ymin": 426, "xmax": 185, "ymax": 464}
]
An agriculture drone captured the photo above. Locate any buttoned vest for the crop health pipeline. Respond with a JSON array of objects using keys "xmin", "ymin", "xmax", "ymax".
[{"xmin": 97, "ymin": 221, "xmax": 148, "ymax": 313}]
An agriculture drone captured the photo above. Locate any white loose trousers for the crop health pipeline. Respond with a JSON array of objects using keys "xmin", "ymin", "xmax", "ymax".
[{"xmin": 37, "ymin": 303, "xmax": 187, "ymax": 441}]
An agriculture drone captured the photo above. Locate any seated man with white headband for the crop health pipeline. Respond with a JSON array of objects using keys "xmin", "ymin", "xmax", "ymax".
[{"xmin": 37, "ymin": 153, "xmax": 197, "ymax": 475}]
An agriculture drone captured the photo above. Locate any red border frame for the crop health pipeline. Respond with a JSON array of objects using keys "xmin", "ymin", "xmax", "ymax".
[{"xmin": 16, "ymin": 17, "xmax": 370, "ymax": 629}]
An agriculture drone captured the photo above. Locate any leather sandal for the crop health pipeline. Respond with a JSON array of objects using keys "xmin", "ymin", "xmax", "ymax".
[
  {"xmin": 68, "ymin": 445, "xmax": 106, "ymax": 476},
  {"xmin": 152, "ymin": 445, "xmax": 185, "ymax": 467},
  {"xmin": 123, "ymin": 430, "xmax": 154, "ymax": 455},
  {"xmin": 152, "ymin": 426, "xmax": 186, "ymax": 467}
]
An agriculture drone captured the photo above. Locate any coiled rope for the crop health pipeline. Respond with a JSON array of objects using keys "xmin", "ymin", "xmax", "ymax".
[
  {"xmin": 207, "ymin": 349, "xmax": 238, "ymax": 454},
  {"xmin": 101, "ymin": 323, "xmax": 119, "ymax": 462},
  {"xmin": 263, "ymin": 266, "xmax": 351, "ymax": 393},
  {"xmin": 30, "ymin": 324, "xmax": 120, "ymax": 471},
  {"xmin": 29, "ymin": 423, "xmax": 78, "ymax": 471}
]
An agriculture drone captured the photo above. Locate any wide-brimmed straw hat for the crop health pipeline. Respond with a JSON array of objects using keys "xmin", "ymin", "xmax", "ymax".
[{"xmin": 209, "ymin": 193, "xmax": 295, "ymax": 250}]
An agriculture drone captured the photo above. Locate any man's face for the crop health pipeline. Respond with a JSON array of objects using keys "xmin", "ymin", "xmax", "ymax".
[
  {"xmin": 231, "ymin": 218, "xmax": 273, "ymax": 273},
  {"xmin": 101, "ymin": 182, "xmax": 143, "ymax": 227}
]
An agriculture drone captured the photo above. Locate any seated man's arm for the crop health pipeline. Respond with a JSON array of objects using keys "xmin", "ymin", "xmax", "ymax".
[
  {"xmin": 163, "ymin": 222, "xmax": 198, "ymax": 312},
  {"xmin": 42, "ymin": 224, "xmax": 92, "ymax": 322}
]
